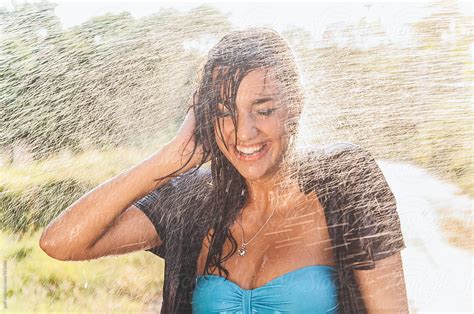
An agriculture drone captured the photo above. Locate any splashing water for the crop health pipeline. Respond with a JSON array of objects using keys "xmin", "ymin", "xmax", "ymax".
[{"xmin": 0, "ymin": 1, "xmax": 472, "ymax": 312}]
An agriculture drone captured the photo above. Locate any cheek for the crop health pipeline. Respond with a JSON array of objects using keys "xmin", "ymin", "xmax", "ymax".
[
  {"xmin": 267, "ymin": 115, "xmax": 288, "ymax": 139},
  {"xmin": 213, "ymin": 121, "xmax": 234, "ymax": 156},
  {"xmin": 214, "ymin": 119, "xmax": 234, "ymax": 143},
  {"xmin": 213, "ymin": 131, "xmax": 228, "ymax": 158}
]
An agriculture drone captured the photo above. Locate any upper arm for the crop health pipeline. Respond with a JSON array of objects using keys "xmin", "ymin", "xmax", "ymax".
[
  {"xmin": 71, "ymin": 168, "xmax": 211, "ymax": 261},
  {"xmin": 69, "ymin": 205, "xmax": 163, "ymax": 260},
  {"xmin": 332, "ymin": 144, "xmax": 408, "ymax": 312},
  {"xmin": 354, "ymin": 252, "xmax": 408, "ymax": 313},
  {"xmin": 335, "ymin": 143, "xmax": 406, "ymax": 269}
]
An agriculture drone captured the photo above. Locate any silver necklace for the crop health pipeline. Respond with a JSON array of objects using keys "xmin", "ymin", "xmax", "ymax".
[{"xmin": 236, "ymin": 207, "xmax": 277, "ymax": 257}]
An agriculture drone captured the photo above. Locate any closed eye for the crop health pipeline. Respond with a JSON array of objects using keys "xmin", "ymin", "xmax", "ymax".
[{"xmin": 257, "ymin": 108, "xmax": 277, "ymax": 116}]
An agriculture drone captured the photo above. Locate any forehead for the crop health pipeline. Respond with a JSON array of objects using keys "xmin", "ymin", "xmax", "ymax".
[
  {"xmin": 237, "ymin": 68, "xmax": 282, "ymax": 98},
  {"xmin": 212, "ymin": 67, "xmax": 283, "ymax": 105}
]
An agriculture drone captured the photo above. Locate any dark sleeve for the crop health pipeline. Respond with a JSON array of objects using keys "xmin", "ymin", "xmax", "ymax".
[
  {"xmin": 133, "ymin": 168, "xmax": 211, "ymax": 259},
  {"xmin": 336, "ymin": 144, "xmax": 406, "ymax": 270},
  {"xmin": 133, "ymin": 178, "xmax": 178, "ymax": 259}
]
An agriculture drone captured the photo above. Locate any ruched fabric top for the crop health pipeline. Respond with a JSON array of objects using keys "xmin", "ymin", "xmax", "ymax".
[{"xmin": 191, "ymin": 265, "xmax": 339, "ymax": 313}]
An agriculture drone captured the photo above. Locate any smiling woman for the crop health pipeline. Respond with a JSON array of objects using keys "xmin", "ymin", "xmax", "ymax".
[
  {"xmin": 214, "ymin": 68, "xmax": 291, "ymax": 180},
  {"xmin": 39, "ymin": 28, "xmax": 408, "ymax": 314}
]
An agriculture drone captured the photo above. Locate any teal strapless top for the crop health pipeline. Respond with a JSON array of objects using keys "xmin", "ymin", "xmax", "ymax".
[{"xmin": 192, "ymin": 265, "xmax": 339, "ymax": 313}]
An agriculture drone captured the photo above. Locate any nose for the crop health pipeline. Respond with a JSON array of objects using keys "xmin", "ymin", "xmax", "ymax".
[{"xmin": 236, "ymin": 113, "xmax": 258, "ymax": 142}]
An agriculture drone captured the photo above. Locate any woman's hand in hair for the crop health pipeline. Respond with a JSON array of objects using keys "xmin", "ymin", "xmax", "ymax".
[{"xmin": 167, "ymin": 107, "xmax": 210, "ymax": 173}]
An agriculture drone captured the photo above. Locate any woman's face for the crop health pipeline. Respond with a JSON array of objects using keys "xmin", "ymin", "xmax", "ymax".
[{"xmin": 214, "ymin": 68, "xmax": 291, "ymax": 182}]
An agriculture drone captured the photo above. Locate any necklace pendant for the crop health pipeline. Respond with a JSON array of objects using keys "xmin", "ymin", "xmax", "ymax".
[{"xmin": 238, "ymin": 245, "xmax": 247, "ymax": 256}]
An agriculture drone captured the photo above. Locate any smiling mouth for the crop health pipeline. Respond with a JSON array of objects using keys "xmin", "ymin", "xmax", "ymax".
[{"xmin": 234, "ymin": 143, "xmax": 269, "ymax": 160}]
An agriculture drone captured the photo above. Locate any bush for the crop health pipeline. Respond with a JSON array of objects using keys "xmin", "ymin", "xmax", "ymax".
[{"xmin": 0, "ymin": 179, "xmax": 92, "ymax": 235}]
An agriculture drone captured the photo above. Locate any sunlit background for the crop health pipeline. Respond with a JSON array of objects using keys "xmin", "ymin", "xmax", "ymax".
[{"xmin": 0, "ymin": 0, "xmax": 472, "ymax": 312}]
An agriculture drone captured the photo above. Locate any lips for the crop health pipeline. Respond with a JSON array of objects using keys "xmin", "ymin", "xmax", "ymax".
[
  {"xmin": 236, "ymin": 143, "xmax": 266, "ymax": 155},
  {"xmin": 233, "ymin": 142, "xmax": 270, "ymax": 161}
]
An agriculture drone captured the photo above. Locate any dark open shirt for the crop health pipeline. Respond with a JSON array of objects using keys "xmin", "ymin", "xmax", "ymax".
[{"xmin": 134, "ymin": 143, "xmax": 406, "ymax": 313}]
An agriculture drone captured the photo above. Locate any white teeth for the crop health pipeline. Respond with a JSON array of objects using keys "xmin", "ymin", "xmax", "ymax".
[{"xmin": 236, "ymin": 144, "xmax": 265, "ymax": 155}]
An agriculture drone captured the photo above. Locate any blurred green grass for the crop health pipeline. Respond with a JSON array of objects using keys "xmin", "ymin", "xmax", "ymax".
[
  {"xmin": 1, "ymin": 230, "xmax": 164, "ymax": 312},
  {"xmin": 0, "ymin": 146, "xmax": 159, "ymax": 190},
  {"xmin": 0, "ymin": 147, "xmax": 167, "ymax": 311}
]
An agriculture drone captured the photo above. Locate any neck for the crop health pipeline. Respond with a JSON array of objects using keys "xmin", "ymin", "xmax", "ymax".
[{"xmin": 244, "ymin": 156, "xmax": 299, "ymax": 216}]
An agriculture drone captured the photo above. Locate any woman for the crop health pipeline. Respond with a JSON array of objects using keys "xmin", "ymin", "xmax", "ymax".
[{"xmin": 40, "ymin": 28, "xmax": 408, "ymax": 313}]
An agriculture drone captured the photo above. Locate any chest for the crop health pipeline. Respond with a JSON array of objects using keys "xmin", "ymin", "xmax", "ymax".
[{"xmin": 195, "ymin": 193, "xmax": 337, "ymax": 290}]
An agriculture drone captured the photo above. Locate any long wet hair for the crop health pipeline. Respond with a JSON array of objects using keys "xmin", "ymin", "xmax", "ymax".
[{"xmin": 174, "ymin": 28, "xmax": 304, "ymax": 279}]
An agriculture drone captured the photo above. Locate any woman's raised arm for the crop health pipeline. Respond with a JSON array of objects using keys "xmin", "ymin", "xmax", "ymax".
[{"xmin": 39, "ymin": 109, "xmax": 204, "ymax": 261}]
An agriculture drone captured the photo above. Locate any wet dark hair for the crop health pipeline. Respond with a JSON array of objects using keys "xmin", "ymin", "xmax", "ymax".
[{"xmin": 181, "ymin": 28, "xmax": 303, "ymax": 279}]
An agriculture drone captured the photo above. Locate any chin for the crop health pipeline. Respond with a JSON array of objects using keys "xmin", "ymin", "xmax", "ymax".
[
  {"xmin": 239, "ymin": 169, "xmax": 268, "ymax": 181},
  {"xmin": 218, "ymin": 141, "xmax": 285, "ymax": 181},
  {"xmin": 235, "ymin": 162, "xmax": 281, "ymax": 182}
]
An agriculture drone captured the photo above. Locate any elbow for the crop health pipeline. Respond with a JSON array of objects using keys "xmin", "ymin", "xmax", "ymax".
[
  {"xmin": 39, "ymin": 234, "xmax": 92, "ymax": 261},
  {"xmin": 39, "ymin": 230, "xmax": 76, "ymax": 261},
  {"xmin": 39, "ymin": 233, "xmax": 67, "ymax": 261},
  {"xmin": 39, "ymin": 227, "xmax": 95, "ymax": 261}
]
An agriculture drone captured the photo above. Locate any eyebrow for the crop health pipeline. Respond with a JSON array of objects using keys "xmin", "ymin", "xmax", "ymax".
[
  {"xmin": 216, "ymin": 93, "xmax": 279, "ymax": 110},
  {"xmin": 250, "ymin": 96, "xmax": 276, "ymax": 106}
]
